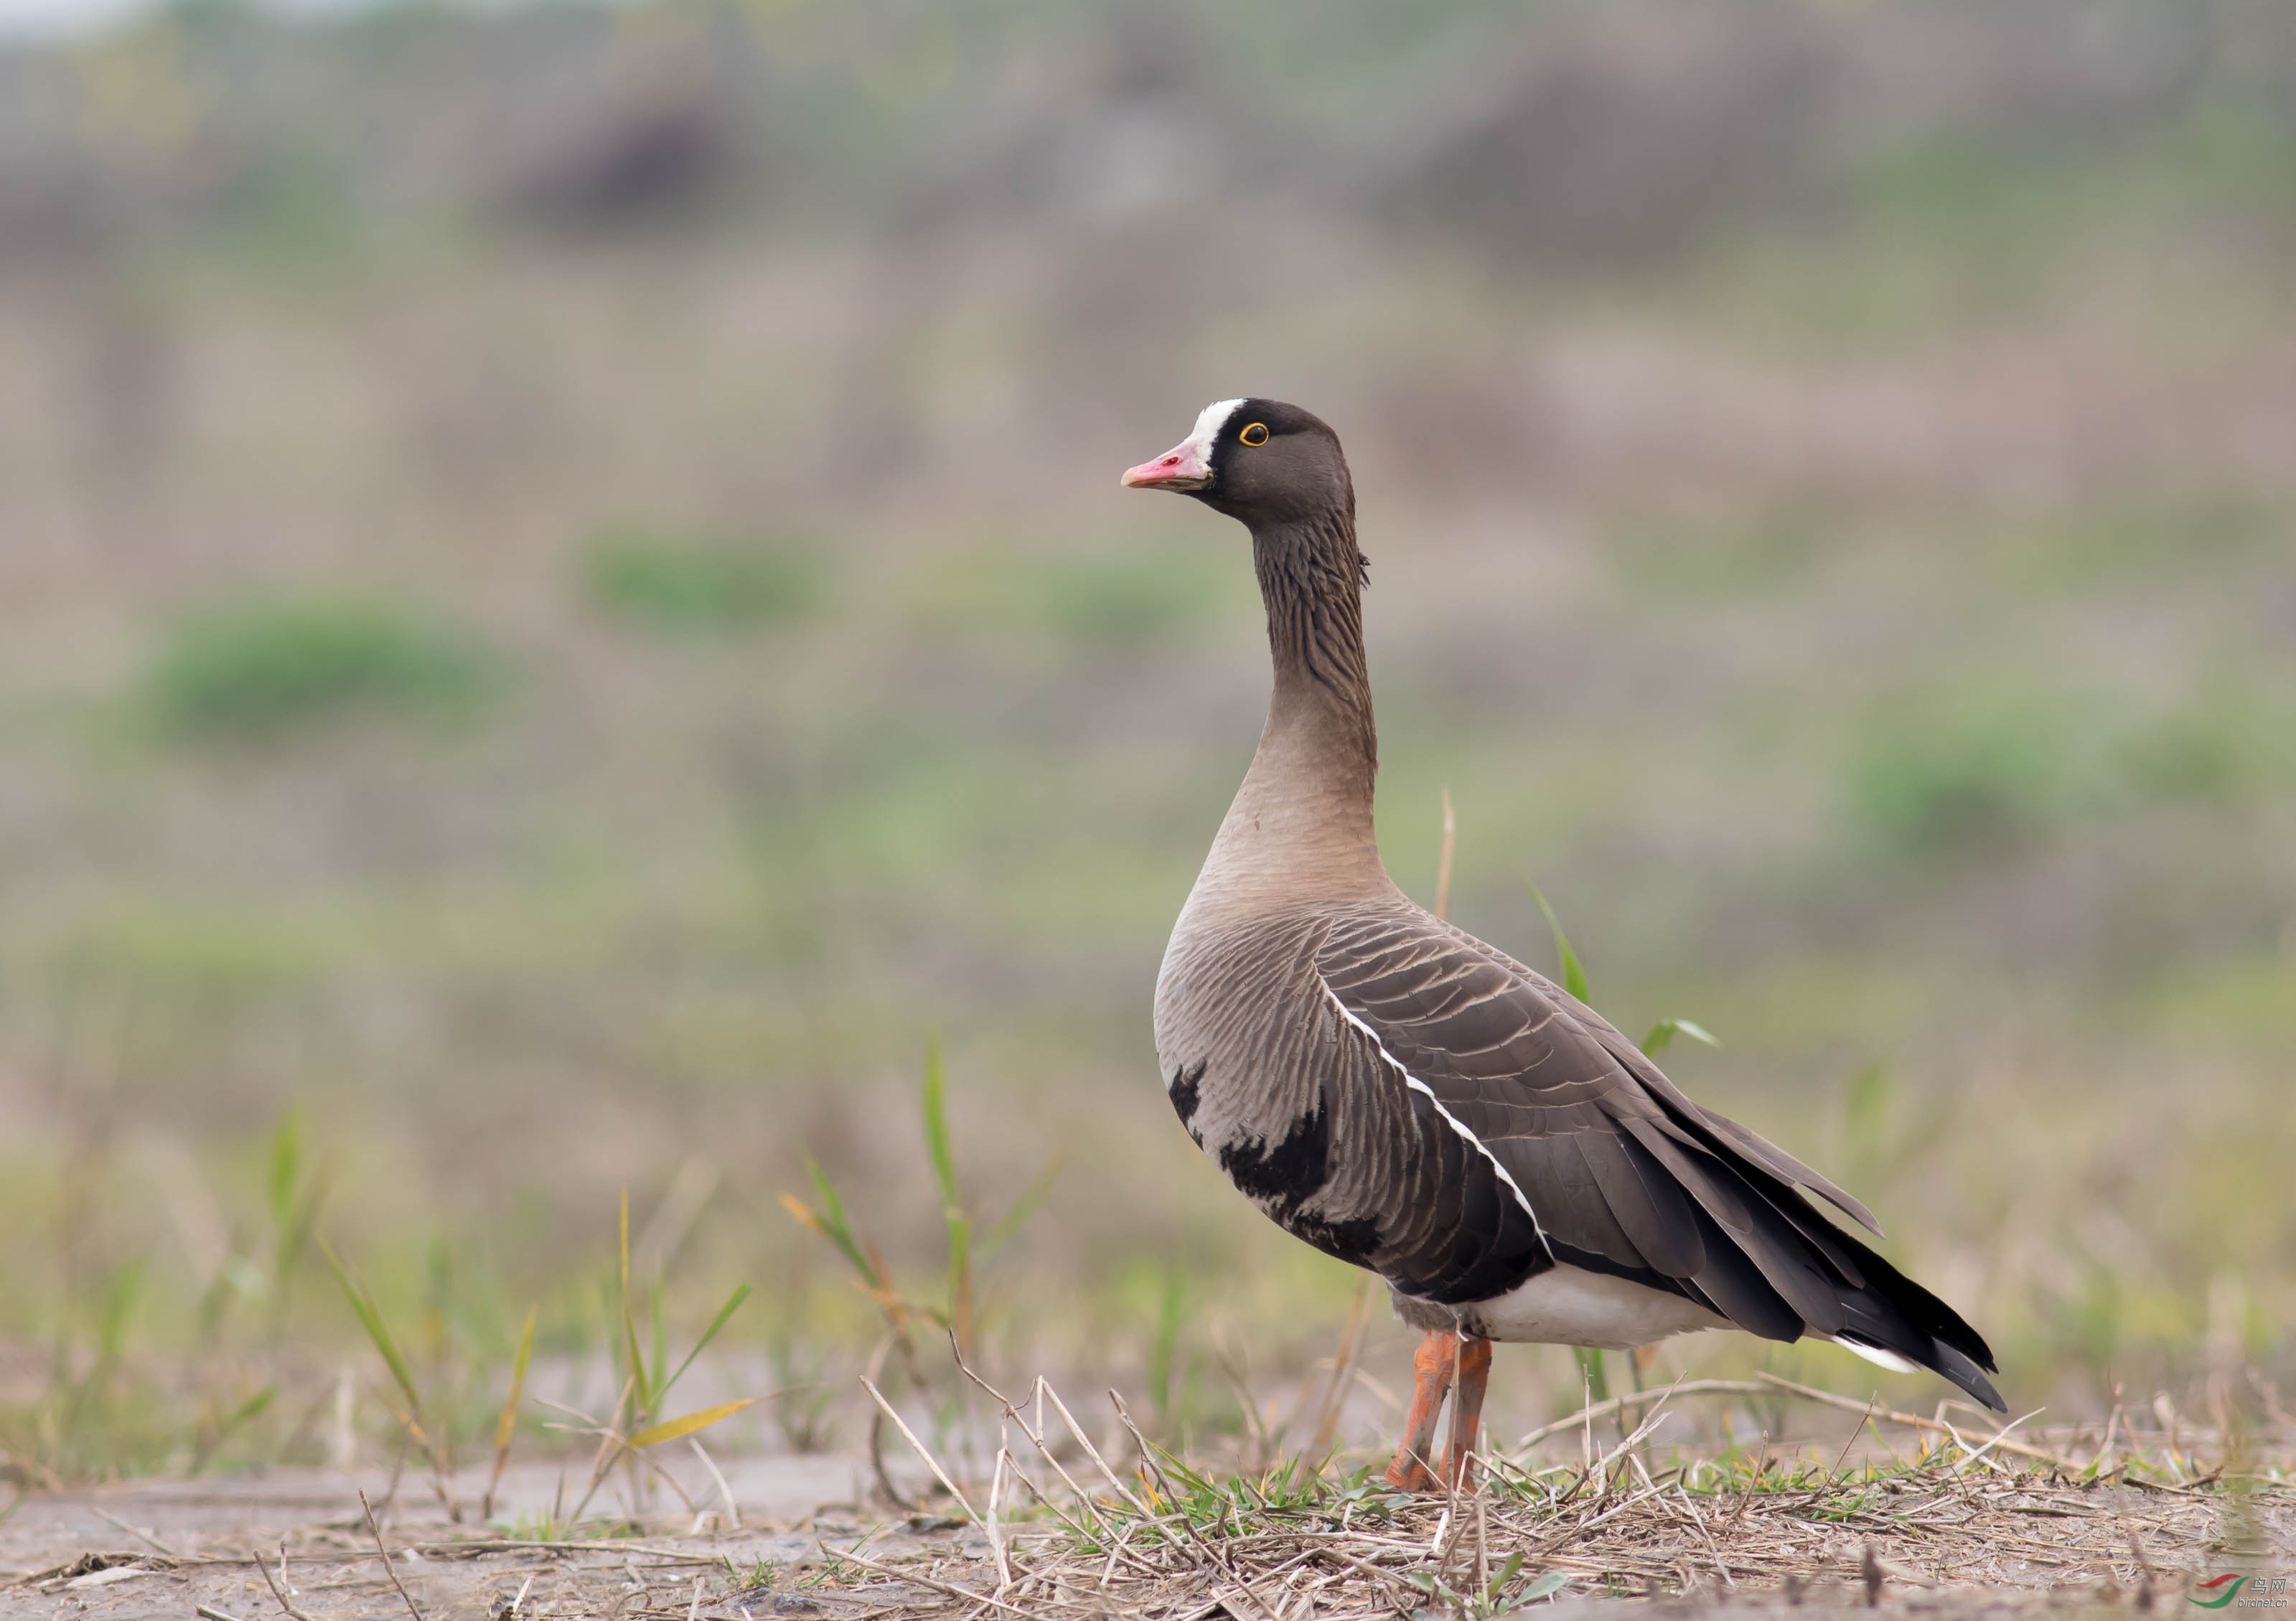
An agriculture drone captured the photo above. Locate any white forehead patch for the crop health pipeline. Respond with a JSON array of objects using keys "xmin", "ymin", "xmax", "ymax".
[{"xmin": 1185, "ymin": 398, "xmax": 1247, "ymax": 462}]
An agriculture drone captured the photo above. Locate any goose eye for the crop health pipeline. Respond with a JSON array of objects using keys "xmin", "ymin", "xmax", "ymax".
[{"xmin": 1240, "ymin": 423, "xmax": 1269, "ymax": 446}]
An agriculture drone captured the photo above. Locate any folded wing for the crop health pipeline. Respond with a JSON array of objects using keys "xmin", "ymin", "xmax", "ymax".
[{"xmin": 1315, "ymin": 906, "xmax": 2003, "ymax": 1411}]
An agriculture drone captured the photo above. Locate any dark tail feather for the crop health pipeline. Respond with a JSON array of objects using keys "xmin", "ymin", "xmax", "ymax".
[
  {"xmin": 1835, "ymin": 1239, "xmax": 2005, "ymax": 1411},
  {"xmin": 1935, "ymin": 1344, "xmax": 2005, "ymax": 1413},
  {"xmin": 1658, "ymin": 1137, "xmax": 2006, "ymax": 1413}
]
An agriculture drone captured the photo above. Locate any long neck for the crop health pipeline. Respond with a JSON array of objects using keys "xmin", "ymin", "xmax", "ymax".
[{"xmin": 1196, "ymin": 511, "xmax": 1390, "ymax": 905}]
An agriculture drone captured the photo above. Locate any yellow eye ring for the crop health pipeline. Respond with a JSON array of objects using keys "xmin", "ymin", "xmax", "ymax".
[{"xmin": 1240, "ymin": 422, "xmax": 1269, "ymax": 446}]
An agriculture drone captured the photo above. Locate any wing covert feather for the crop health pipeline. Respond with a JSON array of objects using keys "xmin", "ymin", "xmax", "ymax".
[
  {"xmin": 1300, "ymin": 898, "xmax": 1999, "ymax": 1408},
  {"xmin": 1316, "ymin": 906, "xmax": 1865, "ymax": 1305}
]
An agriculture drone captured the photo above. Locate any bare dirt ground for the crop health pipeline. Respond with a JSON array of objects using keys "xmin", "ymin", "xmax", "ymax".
[{"xmin": 5, "ymin": 1441, "xmax": 2287, "ymax": 1621}]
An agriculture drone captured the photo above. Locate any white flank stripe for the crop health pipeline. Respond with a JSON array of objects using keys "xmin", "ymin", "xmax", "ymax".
[
  {"xmin": 1316, "ymin": 973, "xmax": 1550, "ymax": 1250},
  {"xmin": 1831, "ymin": 1335, "xmax": 1921, "ymax": 1375}
]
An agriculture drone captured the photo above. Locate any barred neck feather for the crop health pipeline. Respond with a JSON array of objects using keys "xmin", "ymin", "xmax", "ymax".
[
  {"xmin": 1194, "ymin": 511, "xmax": 1387, "ymax": 908},
  {"xmin": 1253, "ymin": 510, "xmax": 1376, "ymax": 774}
]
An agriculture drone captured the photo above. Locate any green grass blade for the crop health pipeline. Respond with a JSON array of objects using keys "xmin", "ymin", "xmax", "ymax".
[
  {"xmin": 1526, "ymin": 881, "xmax": 1590, "ymax": 1004},
  {"xmin": 782, "ymin": 1157, "xmax": 877, "ymax": 1285},
  {"xmin": 212, "ymin": 1385, "xmax": 276, "ymax": 1457},
  {"xmin": 619, "ymin": 1191, "xmax": 649, "ymax": 1417},
  {"xmin": 663, "ymin": 1283, "xmax": 751, "ymax": 1404},
  {"xmin": 945, "ymin": 1212, "xmax": 973, "ymax": 1348},
  {"xmin": 649, "ymin": 1289, "xmax": 667, "ymax": 1412},
  {"xmin": 920, "ymin": 1040, "xmax": 974, "ymax": 1348},
  {"xmin": 484, "ymin": 1306, "xmax": 537, "ymax": 1519},
  {"xmin": 321, "ymin": 1241, "xmax": 422, "ymax": 1422},
  {"xmin": 225, "ymin": 1384, "xmax": 276, "ymax": 1430},
  {"xmin": 1486, "ymin": 1549, "xmax": 1524, "ymax": 1604},
  {"xmin": 98, "ymin": 1260, "xmax": 144, "ymax": 1362},
  {"xmin": 922, "ymin": 1037, "xmax": 959, "ymax": 1213},
  {"xmin": 983, "ymin": 1149, "xmax": 1066, "ymax": 1250},
  {"xmin": 1573, "ymin": 1345, "xmax": 1609, "ymax": 1405},
  {"xmin": 192, "ymin": 1383, "xmax": 278, "ymax": 1475},
  {"xmin": 1641, "ymin": 1018, "xmax": 1721, "ymax": 1058},
  {"xmin": 1150, "ymin": 1265, "xmax": 1184, "ymax": 1427},
  {"xmin": 267, "ymin": 1112, "xmax": 301, "ymax": 1231},
  {"xmin": 275, "ymin": 1162, "xmax": 332, "ymax": 1290},
  {"xmin": 627, "ymin": 1396, "xmax": 757, "ymax": 1450},
  {"xmin": 496, "ymin": 1307, "xmax": 536, "ymax": 1456},
  {"xmin": 1155, "ymin": 1447, "xmax": 1215, "ymax": 1495},
  {"xmin": 807, "ymin": 1155, "xmax": 858, "ymax": 1247}
]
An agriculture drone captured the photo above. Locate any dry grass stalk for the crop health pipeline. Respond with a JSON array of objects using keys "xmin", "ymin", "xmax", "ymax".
[
  {"xmin": 861, "ymin": 1373, "xmax": 1014, "ymax": 1593},
  {"xmin": 26, "ymin": 1353, "xmax": 2276, "ymax": 1621},
  {"xmin": 1305, "ymin": 1277, "xmax": 1374, "ymax": 1465},
  {"xmin": 482, "ymin": 1307, "xmax": 538, "ymax": 1522},
  {"xmin": 78, "ymin": 1424, "xmax": 2283, "ymax": 1621},
  {"xmin": 820, "ymin": 1460, "xmax": 2287, "ymax": 1618},
  {"xmin": 256, "ymin": 1544, "xmax": 317, "ymax": 1621},
  {"xmin": 1518, "ymin": 1377, "xmax": 1770, "ymax": 1448},
  {"xmin": 685, "ymin": 1436, "xmax": 740, "ymax": 1529},
  {"xmin": 766, "ymin": 1363, "xmax": 2293, "ymax": 1620},
  {"xmin": 360, "ymin": 1489, "xmax": 427, "ymax": 1621},
  {"xmin": 538, "ymin": 1386, "xmax": 721, "ymax": 1531},
  {"xmin": 85, "ymin": 1503, "xmax": 181, "ymax": 1558}
]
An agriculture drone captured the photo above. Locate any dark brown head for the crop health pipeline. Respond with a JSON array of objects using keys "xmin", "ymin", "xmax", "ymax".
[{"xmin": 1120, "ymin": 398, "xmax": 1353, "ymax": 530}]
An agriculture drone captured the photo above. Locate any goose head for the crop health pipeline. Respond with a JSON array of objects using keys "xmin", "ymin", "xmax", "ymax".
[{"xmin": 1121, "ymin": 398, "xmax": 1353, "ymax": 529}]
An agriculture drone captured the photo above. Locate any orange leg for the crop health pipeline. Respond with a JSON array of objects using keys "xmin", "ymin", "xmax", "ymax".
[
  {"xmin": 1383, "ymin": 1329, "xmax": 1457, "ymax": 1490},
  {"xmin": 1444, "ymin": 1336, "xmax": 1493, "ymax": 1490}
]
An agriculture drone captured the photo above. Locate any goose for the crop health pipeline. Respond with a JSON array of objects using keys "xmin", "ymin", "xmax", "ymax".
[{"xmin": 1121, "ymin": 398, "xmax": 2002, "ymax": 1492}]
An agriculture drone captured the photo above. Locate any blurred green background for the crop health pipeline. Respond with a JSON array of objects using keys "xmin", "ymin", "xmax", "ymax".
[{"xmin": 0, "ymin": 0, "xmax": 2290, "ymax": 1480}]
